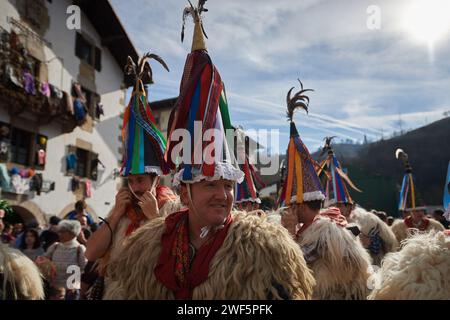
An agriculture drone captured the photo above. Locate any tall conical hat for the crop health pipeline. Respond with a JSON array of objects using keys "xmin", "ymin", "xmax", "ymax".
[
  {"xmin": 317, "ymin": 137, "xmax": 362, "ymax": 206},
  {"xmin": 166, "ymin": 0, "xmax": 243, "ymax": 186},
  {"xmin": 395, "ymin": 148, "xmax": 426, "ymax": 211},
  {"xmin": 234, "ymin": 128, "xmax": 265, "ymax": 204},
  {"xmin": 120, "ymin": 52, "xmax": 170, "ymax": 177},
  {"xmin": 278, "ymin": 80, "xmax": 325, "ymax": 207}
]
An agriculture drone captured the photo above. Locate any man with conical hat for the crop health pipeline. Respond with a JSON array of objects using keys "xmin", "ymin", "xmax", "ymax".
[
  {"xmin": 391, "ymin": 149, "xmax": 444, "ymax": 245},
  {"xmin": 279, "ymin": 80, "xmax": 372, "ymax": 300},
  {"xmin": 105, "ymin": 1, "xmax": 314, "ymax": 300},
  {"xmin": 85, "ymin": 52, "xmax": 181, "ymax": 299},
  {"xmin": 317, "ymin": 136, "xmax": 362, "ymax": 218},
  {"xmin": 234, "ymin": 128, "xmax": 265, "ymax": 212},
  {"xmin": 315, "ymin": 139, "xmax": 398, "ymax": 264}
]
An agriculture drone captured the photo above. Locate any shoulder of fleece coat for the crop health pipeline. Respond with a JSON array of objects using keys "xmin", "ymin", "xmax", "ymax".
[
  {"xmin": 194, "ymin": 212, "xmax": 315, "ymax": 299},
  {"xmin": 391, "ymin": 219, "xmax": 408, "ymax": 244},
  {"xmin": 368, "ymin": 231, "xmax": 450, "ymax": 300},
  {"xmin": 103, "ymin": 217, "xmax": 172, "ymax": 299},
  {"xmin": 299, "ymin": 216, "xmax": 372, "ymax": 300},
  {"xmin": 160, "ymin": 198, "xmax": 183, "ymax": 217},
  {"xmin": 427, "ymin": 218, "xmax": 446, "ymax": 232},
  {"xmin": 351, "ymin": 208, "xmax": 398, "ymax": 253}
]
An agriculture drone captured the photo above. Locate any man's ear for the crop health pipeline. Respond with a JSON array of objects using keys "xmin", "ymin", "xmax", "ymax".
[{"xmin": 180, "ymin": 184, "xmax": 188, "ymax": 205}]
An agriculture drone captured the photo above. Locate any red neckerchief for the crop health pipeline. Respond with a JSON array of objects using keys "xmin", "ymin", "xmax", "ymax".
[
  {"xmin": 154, "ymin": 209, "xmax": 233, "ymax": 299},
  {"xmin": 125, "ymin": 186, "xmax": 178, "ymax": 236},
  {"xmin": 404, "ymin": 216, "xmax": 430, "ymax": 231},
  {"xmin": 296, "ymin": 207, "xmax": 348, "ymax": 238}
]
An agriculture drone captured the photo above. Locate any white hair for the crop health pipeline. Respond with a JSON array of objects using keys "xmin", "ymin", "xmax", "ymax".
[
  {"xmin": 0, "ymin": 246, "xmax": 44, "ymax": 300},
  {"xmin": 369, "ymin": 231, "xmax": 450, "ymax": 300},
  {"xmin": 58, "ymin": 220, "xmax": 81, "ymax": 237}
]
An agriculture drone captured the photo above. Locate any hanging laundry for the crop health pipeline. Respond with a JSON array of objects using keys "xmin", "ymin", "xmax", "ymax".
[
  {"xmin": 73, "ymin": 99, "xmax": 87, "ymax": 122},
  {"xmin": 5, "ymin": 64, "xmax": 23, "ymax": 88},
  {"xmin": 63, "ymin": 91, "xmax": 74, "ymax": 114},
  {"xmin": 85, "ymin": 180, "xmax": 92, "ymax": 198},
  {"xmin": 66, "ymin": 152, "xmax": 77, "ymax": 171},
  {"xmin": 19, "ymin": 169, "xmax": 29, "ymax": 178},
  {"xmin": 95, "ymin": 102, "xmax": 104, "ymax": 119},
  {"xmin": 50, "ymin": 84, "xmax": 63, "ymax": 99},
  {"xmin": 30, "ymin": 173, "xmax": 43, "ymax": 196},
  {"xmin": 71, "ymin": 177, "xmax": 80, "ymax": 192},
  {"xmin": 23, "ymin": 70, "xmax": 36, "ymax": 95},
  {"xmin": 0, "ymin": 141, "xmax": 9, "ymax": 155},
  {"xmin": 11, "ymin": 174, "xmax": 30, "ymax": 194},
  {"xmin": 72, "ymin": 82, "xmax": 86, "ymax": 103},
  {"xmin": 28, "ymin": 168, "xmax": 35, "ymax": 177},
  {"xmin": 0, "ymin": 163, "xmax": 11, "ymax": 190},
  {"xmin": 37, "ymin": 149, "xmax": 46, "ymax": 166},
  {"xmin": 40, "ymin": 81, "xmax": 51, "ymax": 97}
]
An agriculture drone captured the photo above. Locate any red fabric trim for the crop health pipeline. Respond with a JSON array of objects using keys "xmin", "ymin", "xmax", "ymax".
[
  {"xmin": 154, "ymin": 209, "xmax": 232, "ymax": 299},
  {"xmin": 404, "ymin": 216, "xmax": 430, "ymax": 231}
]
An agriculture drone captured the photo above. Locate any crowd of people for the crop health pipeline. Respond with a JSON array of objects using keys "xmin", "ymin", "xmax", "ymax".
[{"xmin": 1, "ymin": 1, "xmax": 449, "ymax": 301}]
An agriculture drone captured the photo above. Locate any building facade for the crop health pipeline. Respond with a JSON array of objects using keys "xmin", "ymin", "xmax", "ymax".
[{"xmin": 0, "ymin": 0, "xmax": 138, "ymax": 225}]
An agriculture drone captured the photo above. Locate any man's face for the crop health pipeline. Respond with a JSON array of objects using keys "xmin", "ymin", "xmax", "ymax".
[
  {"xmin": 77, "ymin": 215, "xmax": 88, "ymax": 227},
  {"xmin": 127, "ymin": 174, "xmax": 158, "ymax": 201},
  {"xmin": 336, "ymin": 203, "xmax": 352, "ymax": 218},
  {"xmin": 57, "ymin": 230, "xmax": 75, "ymax": 243},
  {"xmin": 243, "ymin": 201, "xmax": 254, "ymax": 212},
  {"xmin": 289, "ymin": 203, "xmax": 307, "ymax": 223},
  {"xmin": 181, "ymin": 179, "xmax": 234, "ymax": 227},
  {"xmin": 411, "ymin": 209, "xmax": 425, "ymax": 222}
]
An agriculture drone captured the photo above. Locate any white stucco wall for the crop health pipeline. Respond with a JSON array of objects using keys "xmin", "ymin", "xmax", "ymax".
[{"xmin": 0, "ymin": 0, "xmax": 127, "ymax": 221}]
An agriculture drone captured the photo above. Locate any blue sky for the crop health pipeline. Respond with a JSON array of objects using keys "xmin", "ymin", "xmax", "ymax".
[{"xmin": 110, "ymin": 0, "xmax": 450, "ymax": 154}]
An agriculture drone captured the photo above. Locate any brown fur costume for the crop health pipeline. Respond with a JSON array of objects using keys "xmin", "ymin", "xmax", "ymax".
[
  {"xmin": 0, "ymin": 245, "xmax": 44, "ymax": 300},
  {"xmin": 391, "ymin": 217, "xmax": 445, "ymax": 245},
  {"xmin": 368, "ymin": 231, "xmax": 450, "ymax": 300},
  {"xmin": 350, "ymin": 207, "xmax": 399, "ymax": 265},
  {"xmin": 298, "ymin": 215, "xmax": 372, "ymax": 300},
  {"xmin": 105, "ymin": 212, "xmax": 315, "ymax": 299}
]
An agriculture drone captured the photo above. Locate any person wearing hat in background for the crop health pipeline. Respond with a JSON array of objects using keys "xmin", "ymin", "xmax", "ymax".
[
  {"xmin": 105, "ymin": 1, "xmax": 314, "ymax": 300},
  {"xmin": 351, "ymin": 206, "xmax": 398, "ymax": 266},
  {"xmin": 279, "ymin": 80, "xmax": 372, "ymax": 300},
  {"xmin": 234, "ymin": 128, "xmax": 265, "ymax": 214},
  {"xmin": 45, "ymin": 220, "xmax": 87, "ymax": 300},
  {"xmin": 391, "ymin": 149, "xmax": 444, "ymax": 244},
  {"xmin": 316, "ymin": 136, "xmax": 362, "ymax": 219},
  {"xmin": 84, "ymin": 43, "xmax": 180, "ymax": 300}
]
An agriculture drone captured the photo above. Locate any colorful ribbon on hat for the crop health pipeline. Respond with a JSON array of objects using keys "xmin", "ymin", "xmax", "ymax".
[
  {"xmin": 166, "ymin": 51, "xmax": 233, "ymax": 181},
  {"xmin": 121, "ymin": 80, "xmax": 168, "ymax": 176},
  {"xmin": 398, "ymin": 172, "xmax": 416, "ymax": 211}
]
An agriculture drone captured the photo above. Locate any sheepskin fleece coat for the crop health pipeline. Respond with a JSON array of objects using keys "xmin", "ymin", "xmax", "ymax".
[
  {"xmin": 297, "ymin": 216, "xmax": 372, "ymax": 300},
  {"xmin": 0, "ymin": 245, "xmax": 44, "ymax": 300},
  {"xmin": 368, "ymin": 231, "xmax": 450, "ymax": 300},
  {"xmin": 104, "ymin": 212, "xmax": 315, "ymax": 300},
  {"xmin": 391, "ymin": 217, "xmax": 445, "ymax": 244},
  {"xmin": 350, "ymin": 208, "xmax": 399, "ymax": 265},
  {"xmin": 101, "ymin": 199, "xmax": 183, "ymax": 295}
]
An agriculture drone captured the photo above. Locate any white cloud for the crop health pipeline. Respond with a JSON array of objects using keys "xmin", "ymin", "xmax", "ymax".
[{"xmin": 111, "ymin": 0, "xmax": 450, "ymax": 152}]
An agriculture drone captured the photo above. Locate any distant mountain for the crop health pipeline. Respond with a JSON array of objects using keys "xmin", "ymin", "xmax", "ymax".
[{"xmin": 343, "ymin": 116, "xmax": 450, "ymax": 215}]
